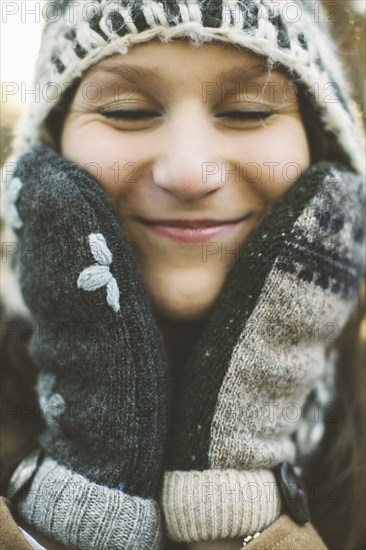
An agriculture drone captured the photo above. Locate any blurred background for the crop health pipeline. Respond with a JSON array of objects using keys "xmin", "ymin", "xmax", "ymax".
[{"xmin": 0, "ymin": 0, "xmax": 365, "ymax": 165}]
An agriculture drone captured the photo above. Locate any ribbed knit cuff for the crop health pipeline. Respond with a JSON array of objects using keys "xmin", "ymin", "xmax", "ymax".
[
  {"xmin": 16, "ymin": 457, "xmax": 162, "ymax": 550},
  {"xmin": 161, "ymin": 469, "xmax": 282, "ymax": 542}
]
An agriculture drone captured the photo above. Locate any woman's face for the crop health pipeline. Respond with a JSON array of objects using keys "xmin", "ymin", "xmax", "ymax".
[{"xmin": 61, "ymin": 40, "xmax": 310, "ymax": 321}]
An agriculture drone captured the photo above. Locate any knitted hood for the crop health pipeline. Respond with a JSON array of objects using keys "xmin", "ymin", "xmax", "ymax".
[{"xmin": 12, "ymin": 0, "xmax": 365, "ymax": 176}]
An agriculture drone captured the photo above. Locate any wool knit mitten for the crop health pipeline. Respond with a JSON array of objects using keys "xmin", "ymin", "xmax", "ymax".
[
  {"xmin": 3, "ymin": 144, "xmax": 170, "ymax": 549},
  {"xmin": 161, "ymin": 162, "xmax": 366, "ymax": 543}
]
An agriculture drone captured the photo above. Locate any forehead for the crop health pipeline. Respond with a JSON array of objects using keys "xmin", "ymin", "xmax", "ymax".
[{"xmin": 83, "ymin": 39, "xmax": 290, "ymax": 86}]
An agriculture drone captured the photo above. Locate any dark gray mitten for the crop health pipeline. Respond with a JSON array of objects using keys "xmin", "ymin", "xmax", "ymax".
[{"xmin": 5, "ymin": 144, "xmax": 169, "ymax": 549}]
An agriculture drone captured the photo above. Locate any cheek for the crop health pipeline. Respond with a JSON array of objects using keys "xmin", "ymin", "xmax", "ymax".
[
  {"xmin": 240, "ymin": 118, "xmax": 310, "ymax": 203},
  {"xmin": 61, "ymin": 120, "xmax": 140, "ymax": 200}
]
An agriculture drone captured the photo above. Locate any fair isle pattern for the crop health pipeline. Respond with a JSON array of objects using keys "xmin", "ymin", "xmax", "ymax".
[
  {"xmin": 14, "ymin": 0, "xmax": 365, "ymax": 175},
  {"xmin": 273, "ymin": 168, "xmax": 366, "ymax": 300},
  {"xmin": 292, "ymin": 347, "xmax": 337, "ymax": 460},
  {"xmin": 209, "ymin": 169, "xmax": 365, "ymax": 468},
  {"xmin": 161, "ymin": 164, "xmax": 366, "ymax": 542},
  {"xmin": 166, "ymin": 164, "xmax": 366, "ymax": 473}
]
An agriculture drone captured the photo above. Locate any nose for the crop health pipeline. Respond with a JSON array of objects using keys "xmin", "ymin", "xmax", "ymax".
[{"xmin": 151, "ymin": 105, "xmax": 225, "ymax": 202}]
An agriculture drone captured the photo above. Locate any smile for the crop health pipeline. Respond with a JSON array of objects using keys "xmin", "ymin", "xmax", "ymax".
[{"xmin": 137, "ymin": 214, "xmax": 253, "ymax": 243}]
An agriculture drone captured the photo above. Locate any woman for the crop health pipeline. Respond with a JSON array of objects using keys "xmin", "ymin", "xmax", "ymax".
[{"xmin": 1, "ymin": 0, "xmax": 365, "ymax": 548}]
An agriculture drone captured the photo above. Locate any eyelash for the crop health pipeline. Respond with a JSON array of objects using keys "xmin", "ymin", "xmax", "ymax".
[
  {"xmin": 99, "ymin": 109, "xmax": 273, "ymax": 122},
  {"xmin": 217, "ymin": 110, "xmax": 273, "ymax": 122},
  {"xmin": 100, "ymin": 109, "xmax": 159, "ymax": 120}
]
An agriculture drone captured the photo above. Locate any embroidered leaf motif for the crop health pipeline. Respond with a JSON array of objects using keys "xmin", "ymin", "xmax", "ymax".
[
  {"xmin": 88, "ymin": 233, "xmax": 112, "ymax": 265},
  {"xmin": 77, "ymin": 233, "xmax": 120, "ymax": 313},
  {"xmin": 106, "ymin": 276, "xmax": 120, "ymax": 313},
  {"xmin": 77, "ymin": 265, "xmax": 112, "ymax": 291}
]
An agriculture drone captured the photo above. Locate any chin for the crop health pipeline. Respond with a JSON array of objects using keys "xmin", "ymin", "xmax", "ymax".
[
  {"xmin": 143, "ymin": 268, "xmax": 225, "ymax": 322},
  {"xmin": 153, "ymin": 297, "xmax": 213, "ymax": 322}
]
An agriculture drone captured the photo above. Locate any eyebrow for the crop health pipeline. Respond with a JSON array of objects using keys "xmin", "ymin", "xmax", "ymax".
[
  {"xmin": 87, "ymin": 62, "xmax": 279, "ymax": 84},
  {"xmin": 217, "ymin": 64, "xmax": 275, "ymax": 83},
  {"xmin": 87, "ymin": 63, "xmax": 160, "ymax": 83}
]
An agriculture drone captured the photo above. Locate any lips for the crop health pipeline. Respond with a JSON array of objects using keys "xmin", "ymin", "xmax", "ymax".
[{"xmin": 136, "ymin": 214, "xmax": 253, "ymax": 243}]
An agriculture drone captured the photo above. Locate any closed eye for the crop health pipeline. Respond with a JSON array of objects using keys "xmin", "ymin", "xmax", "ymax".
[
  {"xmin": 100, "ymin": 109, "xmax": 160, "ymax": 120},
  {"xmin": 216, "ymin": 110, "xmax": 273, "ymax": 121},
  {"xmin": 99, "ymin": 109, "xmax": 274, "ymax": 127}
]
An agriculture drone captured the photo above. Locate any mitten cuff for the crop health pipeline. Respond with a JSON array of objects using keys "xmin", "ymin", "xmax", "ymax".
[
  {"xmin": 16, "ymin": 457, "xmax": 162, "ymax": 550},
  {"xmin": 161, "ymin": 469, "xmax": 282, "ymax": 542}
]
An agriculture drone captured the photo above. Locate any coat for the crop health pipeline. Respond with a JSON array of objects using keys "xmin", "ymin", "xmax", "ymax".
[{"xmin": 1, "ymin": 496, "xmax": 327, "ymax": 549}]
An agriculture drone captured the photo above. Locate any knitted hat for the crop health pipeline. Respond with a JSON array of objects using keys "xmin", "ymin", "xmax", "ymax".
[{"xmin": 13, "ymin": 0, "xmax": 365, "ymax": 176}]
